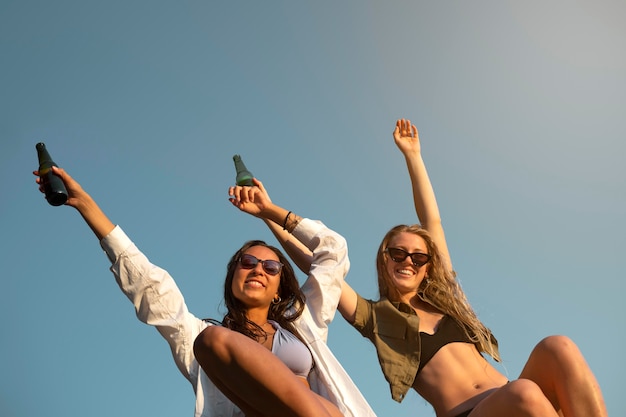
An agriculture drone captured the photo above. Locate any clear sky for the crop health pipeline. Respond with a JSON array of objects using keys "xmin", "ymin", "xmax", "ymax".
[{"xmin": 1, "ymin": 1, "xmax": 624, "ymax": 416}]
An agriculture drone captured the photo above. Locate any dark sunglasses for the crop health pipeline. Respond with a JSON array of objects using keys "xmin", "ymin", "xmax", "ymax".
[
  {"xmin": 385, "ymin": 247, "xmax": 431, "ymax": 267},
  {"xmin": 239, "ymin": 253, "xmax": 284, "ymax": 275}
]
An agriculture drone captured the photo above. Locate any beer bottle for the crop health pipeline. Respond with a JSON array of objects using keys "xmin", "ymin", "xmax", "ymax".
[
  {"xmin": 233, "ymin": 154, "xmax": 254, "ymax": 186},
  {"xmin": 36, "ymin": 142, "xmax": 68, "ymax": 206}
]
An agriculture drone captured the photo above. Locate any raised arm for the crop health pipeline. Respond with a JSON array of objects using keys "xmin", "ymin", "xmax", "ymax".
[
  {"xmin": 264, "ymin": 217, "xmax": 314, "ymax": 274},
  {"xmin": 229, "ymin": 178, "xmax": 352, "ymax": 327},
  {"xmin": 34, "ymin": 167, "xmax": 205, "ymax": 380},
  {"xmin": 229, "ymin": 178, "xmax": 314, "ymax": 274},
  {"xmin": 33, "ymin": 166, "xmax": 115, "ymax": 240},
  {"xmin": 337, "ymin": 120, "xmax": 457, "ymax": 324},
  {"xmin": 394, "ymin": 119, "xmax": 452, "ymax": 271}
]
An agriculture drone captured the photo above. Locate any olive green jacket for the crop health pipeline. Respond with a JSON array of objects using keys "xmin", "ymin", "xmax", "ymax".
[{"xmin": 352, "ymin": 295, "xmax": 499, "ymax": 402}]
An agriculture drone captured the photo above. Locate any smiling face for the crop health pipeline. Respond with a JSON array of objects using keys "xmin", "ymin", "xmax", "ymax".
[
  {"xmin": 222, "ymin": 240, "xmax": 305, "ymax": 336},
  {"xmin": 383, "ymin": 231, "xmax": 430, "ymax": 302},
  {"xmin": 231, "ymin": 245, "xmax": 282, "ymax": 309}
]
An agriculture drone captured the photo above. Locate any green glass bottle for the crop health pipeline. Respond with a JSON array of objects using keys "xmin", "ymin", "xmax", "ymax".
[
  {"xmin": 36, "ymin": 142, "xmax": 68, "ymax": 206},
  {"xmin": 233, "ymin": 154, "xmax": 254, "ymax": 186}
]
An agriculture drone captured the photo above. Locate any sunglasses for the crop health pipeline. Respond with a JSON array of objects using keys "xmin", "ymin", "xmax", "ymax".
[
  {"xmin": 239, "ymin": 253, "xmax": 284, "ymax": 275},
  {"xmin": 385, "ymin": 247, "xmax": 431, "ymax": 267}
]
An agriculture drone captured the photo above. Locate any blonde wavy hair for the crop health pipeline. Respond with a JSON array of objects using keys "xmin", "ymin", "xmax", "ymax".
[{"xmin": 376, "ymin": 224, "xmax": 500, "ymax": 361}]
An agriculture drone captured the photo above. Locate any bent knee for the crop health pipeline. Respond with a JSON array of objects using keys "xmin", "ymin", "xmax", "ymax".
[
  {"xmin": 193, "ymin": 325, "xmax": 231, "ymax": 361},
  {"xmin": 535, "ymin": 335, "xmax": 581, "ymax": 359},
  {"xmin": 504, "ymin": 379, "xmax": 552, "ymax": 411}
]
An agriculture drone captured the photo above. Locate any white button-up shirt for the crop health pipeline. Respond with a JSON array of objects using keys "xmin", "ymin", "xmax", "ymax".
[{"xmin": 100, "ymin": 218, "xmax": 376, "ymax": 417}]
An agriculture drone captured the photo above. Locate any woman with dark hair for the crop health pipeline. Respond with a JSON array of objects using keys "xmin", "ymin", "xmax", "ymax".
[
  {"xmin": 33, "ymin": 167, "xmax": 375, "ymax": 417},
  {"xmin": 219, "ymin": 238, "xmax": 305, "ymax": 343}
]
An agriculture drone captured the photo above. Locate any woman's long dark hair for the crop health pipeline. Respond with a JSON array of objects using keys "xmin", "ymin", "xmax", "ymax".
[{"xmin": 221, "ymin": 240, "xmax": 306, "ymax": 344}]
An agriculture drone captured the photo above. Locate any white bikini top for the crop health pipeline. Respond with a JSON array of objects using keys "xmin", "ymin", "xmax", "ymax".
[{"xmin": 269, "ymin": 320, "xmax": 314, "ymax": 378}]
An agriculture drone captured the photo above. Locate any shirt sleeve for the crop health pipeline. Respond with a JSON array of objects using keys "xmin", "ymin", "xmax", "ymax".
[
  {"xmin": 99, "ymin": 226, "xmax": 206, "ymax": 382},
  {"xmin": 291, "ymin": 218, "xmax": 349, "ymax": 342},
  {"xmin": 351, "ymin": 293, "xmax": 375, "ymax": 338}
]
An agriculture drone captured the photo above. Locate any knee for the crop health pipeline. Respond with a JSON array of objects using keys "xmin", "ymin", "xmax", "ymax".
[
  {"xmin": 535, "ymin": 335, "xmax": 581, "ymax": 361},
  {"xmin": 193, "ymin": 325, "xmax": 231, "ymax": 364},
  {"xmin": 504, "ymin": 379, "xmax": 553, "ymax": 413}
]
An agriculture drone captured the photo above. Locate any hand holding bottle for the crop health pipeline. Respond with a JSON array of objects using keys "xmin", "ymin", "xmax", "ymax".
[
  {"xmin": 228, "ymin": 178, "xmax": 273, "ymax": 219},
  {"xmin": 33, "ymin": 166, "xmax": 115, "ymax": 240},
  {"xmin": 33, "ymin": 166, "xmax": 88, "ymax": 210}
]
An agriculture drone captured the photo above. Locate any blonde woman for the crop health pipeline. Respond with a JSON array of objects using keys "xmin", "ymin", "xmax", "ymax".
[
  {"xmin": 269, "ymin": 119, "xmax": 607, "ymax": 417},
  {"xmin": 340, "ymin": 119, "xmax": 608, "ymax": 417}
]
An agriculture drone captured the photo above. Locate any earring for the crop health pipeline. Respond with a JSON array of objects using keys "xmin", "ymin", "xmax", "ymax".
[{"xmin": 272, "ymin": 295, "xmax": 281, "ymax": 304}]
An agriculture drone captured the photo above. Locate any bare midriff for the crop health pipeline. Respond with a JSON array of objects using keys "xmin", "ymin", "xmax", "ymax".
[{"xmin": 413, "ymin": 342, "xmax": 509, "ymax": 417}]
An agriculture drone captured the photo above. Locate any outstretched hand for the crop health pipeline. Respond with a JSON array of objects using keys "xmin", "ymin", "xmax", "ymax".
[
  {"xmin": 33, "ymin": 166, "xmax": 115, "ymax": 239},
  {"xmin": 228, "ymin": 178, "xmax": 273, "ymax": 218},
  {"xmin": 33, "ymin": 166, "xmax": 86, "ymax": 209},
  {"xmin": 393, "ymin": 118, "xmax": 421, "ymax": 155}
]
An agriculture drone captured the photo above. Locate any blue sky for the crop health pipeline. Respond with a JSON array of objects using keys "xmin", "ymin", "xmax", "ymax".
[{"xmin": 1, "ymin": 1, "xmax": 624, "ymax": 416}]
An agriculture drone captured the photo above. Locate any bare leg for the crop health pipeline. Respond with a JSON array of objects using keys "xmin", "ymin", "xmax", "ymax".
[
  {"xmin": 518, "ymin": 335, "xmax": 607, "ymax": 417},
  {"xmin": 193, "ymin": 325, "xmax": 342, "ymax": 417},
  {"xmin": 468, "ymin": 379, "xmax": 560, "ymax": 417}
]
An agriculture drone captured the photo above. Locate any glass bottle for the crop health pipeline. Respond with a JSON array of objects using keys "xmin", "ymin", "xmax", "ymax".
[
  {"xmin": 233, "ymin": 154, "xmax": 254, "ymax": 186},
  {"xmin": 36, "ymin": 142, "xmax": 68, "ymax": 206}
]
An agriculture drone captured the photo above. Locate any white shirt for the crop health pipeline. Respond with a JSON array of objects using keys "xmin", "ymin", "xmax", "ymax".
[{"xmin": 100, "ymin": 218, "xmax": 376, "ymax": 417}]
